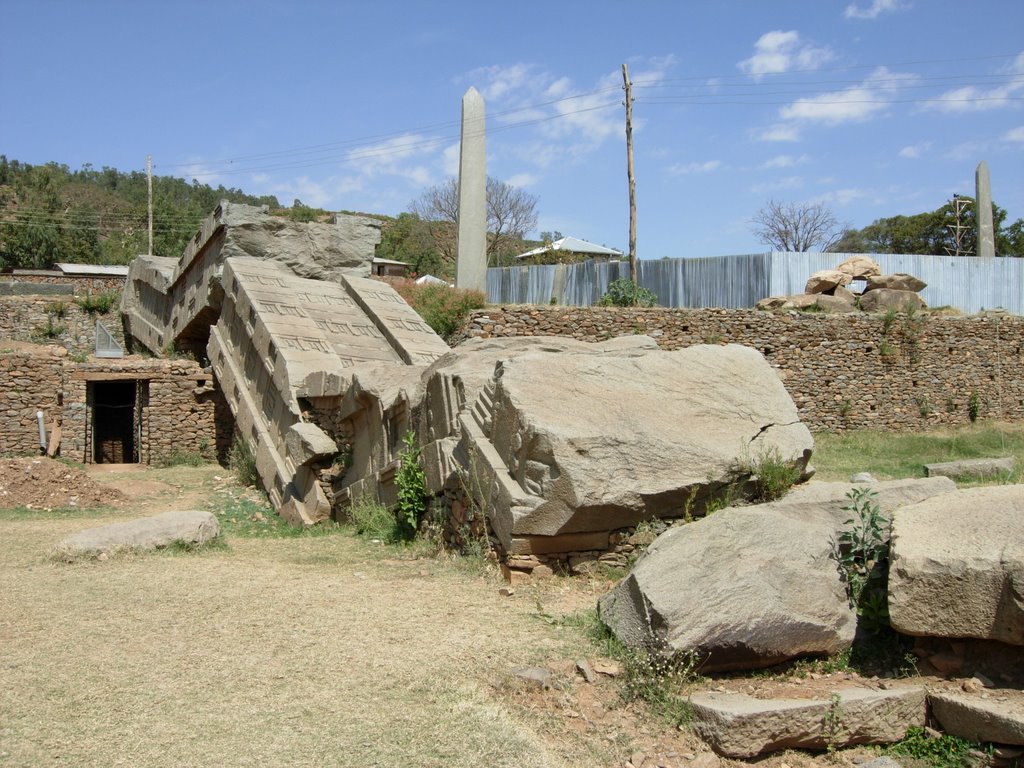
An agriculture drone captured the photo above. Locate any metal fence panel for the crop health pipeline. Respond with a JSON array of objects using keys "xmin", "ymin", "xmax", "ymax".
[{"xmin": 488, "ymin": 252, "xmax": 1024, "ymax": 314}]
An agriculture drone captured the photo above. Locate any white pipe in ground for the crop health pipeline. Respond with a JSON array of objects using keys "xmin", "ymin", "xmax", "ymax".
[{"xmin": 36, "ymin": 410, "xmax": 46, "ymax": 451}]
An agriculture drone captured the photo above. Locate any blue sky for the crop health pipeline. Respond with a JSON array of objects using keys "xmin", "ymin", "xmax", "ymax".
[{"xmin": 2, "ymin": 0, "xmax": 1022, "ymax": 258}]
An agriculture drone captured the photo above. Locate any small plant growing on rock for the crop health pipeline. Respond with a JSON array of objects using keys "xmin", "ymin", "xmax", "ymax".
[
  {"xmin": 229, "ymin": 435, "xmax": 259, "ymax": 488},
  {"xmin": 830, "ymin": 487, "xmax": 891, "ymax": 632},
  {"xmin": 747, "ymin": 446, "xmax": 801, "ymax": 502}
]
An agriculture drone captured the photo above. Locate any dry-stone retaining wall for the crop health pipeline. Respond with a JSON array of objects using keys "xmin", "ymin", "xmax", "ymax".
[
  {"xmin": 0, "ymin": 294, "xmax": 127, "ymax": 358},
  {"xmin": 2, "ymin": 273, "xmax": 126, "ymax": 292},
  {"xmin": 0, "ymin": 344, "xmax": 65, "ymax": 455},
  {"xmin": 461, "ymin": 306, "xmax": 1024, "ymax": 433}
]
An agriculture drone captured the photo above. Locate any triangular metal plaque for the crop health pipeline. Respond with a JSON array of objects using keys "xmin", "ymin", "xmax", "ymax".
[{"xmin": 95, "ymin": 319, "xmax": 124, "ymax": 358}]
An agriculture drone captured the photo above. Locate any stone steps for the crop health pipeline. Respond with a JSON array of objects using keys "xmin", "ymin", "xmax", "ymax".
[{"xmin": 689, "ymin": 684, "xmax": 1024, "ymax": 758}]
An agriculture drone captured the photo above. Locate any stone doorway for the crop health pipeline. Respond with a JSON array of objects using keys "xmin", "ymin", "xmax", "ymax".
[{"xmin": 91, "ymin": 380, "xmax": 143, "ymax": 463}]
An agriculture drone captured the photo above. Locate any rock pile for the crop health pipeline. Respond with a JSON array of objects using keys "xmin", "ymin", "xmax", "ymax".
[
  {"xmin": 599, "ymin": 479, "xmax": 1024, "ymax": 757},
  {"xmin": 757, "ymin": 255, "xmax": 928, "ymax": 313}
]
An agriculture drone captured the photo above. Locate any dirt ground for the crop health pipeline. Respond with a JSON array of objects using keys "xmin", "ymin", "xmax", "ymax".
[{"xmin": 0, "ymin": 461, "xmax": 1015, "ymax": 767}]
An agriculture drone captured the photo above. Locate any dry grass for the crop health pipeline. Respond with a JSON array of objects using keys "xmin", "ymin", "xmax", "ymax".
[{"xmin": 0, "ymin": 464, "xmax": 645, "ymax": 768}]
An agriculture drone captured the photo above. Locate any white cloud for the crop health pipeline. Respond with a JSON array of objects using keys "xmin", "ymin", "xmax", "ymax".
[
  {"xmin": 464, "ymin": 56, "xmax": 676, "ymax": 164},
  {"xmin": 667, "ymin": 160, "xmax": 721, "ymax": 176},
  {"xmin": 927, "ymin": 52, "xmax": 1024, "ymax": 113},
  {"xmin": 753, "ymin": 124, "xmax": 802, "ymax": 142},
  {"xmin": 442, "ymin": 143, "xmax": 460, "ymax": 176},
  {"xmin": 779, "ymin": 67, "xmax": 918, "ymax": 125},
  {"xmin": 898, "ymin": 142, "xmax": 932, "ymax": 159},
  {"xmin": 344, "ymin": 133, "xmax": 442, "ymax": 182},
  {"xmin": 751, "ymin": 176, "xmax": 804, "ymax": 194},
  {"xmin": 761, "ymin": 154, "xmax": 809, "ymax": 169},
  {"xmin": 813, "ymin": 188, "xmax": 871, "ymax": 206},
  {"xmin": 844, "ymin": 0, "xmax": 906, "ymax": 20},
  {"xmin": 1005, "ymin": 126, "xmax": 1024, "ymax": 142},
  {"xmin": 505, "ymin": 172, "xmax": 539, "ymax": 188},
  {"xmin": 738, "ymin": 30, "xmax": 835, "ymax": 80}
]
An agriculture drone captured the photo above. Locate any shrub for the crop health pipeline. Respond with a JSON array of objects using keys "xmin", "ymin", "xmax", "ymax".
[
  {"xmin": 968, "ymin": 392, "xmax": 981, "ymax": 423},
  {"xmin": 75, "ymin": 291, "xmax": 119, "ymax": 314},
  {"xmin": 348, "ymin": 495, "xmax": 401, "ymax": 542},
  {"xmin": 598, "ymin": 278, "xmax": 657, "ymax": 308},
  {"xmin": 747, "ymin": 446, "xmax": 801, "ymax": 502},
  {"xmin": 229, "ymin": 436, "xmax": 259, "ymax": 488},
  {"xmin": 830, "ymin": 487, "xmax": 891, "ymax": 632},
  {"xmin": 389, "ymin": 279, "xmax": 486, "ymax": 342},
  {"xmin": 395, "ymin": 430, "xmax": 428, "ymax": 540}
]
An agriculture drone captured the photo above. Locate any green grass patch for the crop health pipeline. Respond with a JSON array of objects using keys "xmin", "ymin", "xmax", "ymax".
[
  {"xmin": 882, "ymin": 726, "xmax": 991, "ymax": 768},
  {"xmin": 0, "ymin": 504, "xmax": 120, "ymax": 520},
  {"xmin": 813, "ymin": 421, "xmax": 1024, "ymax": 484},
  {"xmin": 206, "ymin": 494, "xmax": 346, "ymax": 539}
]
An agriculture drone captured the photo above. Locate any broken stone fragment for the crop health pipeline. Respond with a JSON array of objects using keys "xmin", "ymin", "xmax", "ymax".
[{"xmin": 285, "ymin": 422, "xmax": 338, "ymax": 466}]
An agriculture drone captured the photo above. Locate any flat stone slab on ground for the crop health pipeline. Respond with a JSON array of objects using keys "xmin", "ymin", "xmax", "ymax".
[
  {"xmin": 930, "ymin": 691, "xmax": 1024, "ymax": 746},
  {"xmin": 55, "ymin": 510, "xmax": 220, "ymax": 559},
  {"xmin": 924, "ymin": 457, "xmax": 1015, "ymax": 481},
  {"xmin": 689, "ymin": 686, "xmax": 927, "ymax": 758}
]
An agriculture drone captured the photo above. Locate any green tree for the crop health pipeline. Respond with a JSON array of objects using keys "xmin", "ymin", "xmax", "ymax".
[{"xmin": 830, "ymin": 197, "xmax": 1019, "ymax": 256}]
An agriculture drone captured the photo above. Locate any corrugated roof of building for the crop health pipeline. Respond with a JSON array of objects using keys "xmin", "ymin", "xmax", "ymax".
[
  {"xmin": 53, "ymin": 263, "xmax": 130, "ymax": 277},
  {"xmin": 516, "ymin": 236, "xmax": 623, "ymax": 260}
]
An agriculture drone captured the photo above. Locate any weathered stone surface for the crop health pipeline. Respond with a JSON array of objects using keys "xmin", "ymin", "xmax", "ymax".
[
  {"xmin": 836, "ymin": 255, "xmax": 882, "ymax": 278},
  {"xmin": 55, "ymin": 510, "xmax": 219, "ymax": 558},
  {"xmin": 220, "ymin": 205, "xmax": 380, "ymax": 280},
  {"xmin": 464, "ymin": 342, "xmax": 813, "ymax": 552},
  {"xmin": 930, "ymin": 691, "xmax": 1024, "ymax": 745},
  {"xmin": 805, "ymin": 269, "xmax": 852, "ymax": 294},
  {"xmin": 285, "ymin": 422, "xmax": 338, "ymax": 466},
  {"xmin": 690, "ymin": 686, "xmax": 927, "ymax": 757},
  {"xmin": 924, "ymin": 456, "xmax": 1015, "ymax": 481},
  {"xmin": 774, "ymin": 294, "xmax": 857, "ymax": 313},
  {"xmin": 889, "ymin": 485, "xmax": 1024, "ymax": 645},
  {"xmin": 456, "ymin": 87, "xmax": 487, "ymax": 293},
  {"xmin": 977, "ymin": 161, "xmax": 995, "ymax": 259},
  {"xmin": 598, "ymin": 478, "xmax": 954, "ymax": 671},
  {"xmin": 857, "ymin": 288, "xmax": 926, "ymax": 312},
  {"xmin": 755, "ymin": 295, "xmax": 788, "ymax": 311},
  {"xmin": 865, "ymin": 273, "xmax": 927, "ymax": 293}
]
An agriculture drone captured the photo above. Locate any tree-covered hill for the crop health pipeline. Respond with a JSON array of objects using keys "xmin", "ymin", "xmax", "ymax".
[{"xmin": 0, "ymin": 157, "xmax": 282, "ymax": 269}]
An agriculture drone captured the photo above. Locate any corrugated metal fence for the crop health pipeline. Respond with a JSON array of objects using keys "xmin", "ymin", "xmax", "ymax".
[{"xmin": 487, "ymin": 252, "xmax": 1024, "ymax": 314}]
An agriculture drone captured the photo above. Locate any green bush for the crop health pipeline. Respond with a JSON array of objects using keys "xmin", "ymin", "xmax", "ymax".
[
  {"xmin": 75, "ymin": 291, "xmax": 119, "ymax": 314},
  {"xmin": 747, "ymin": 446, "xmax": 801, "ymax": 502},
  {"xmin": 395, "ymin": 431, "xmax": 428, "ymax": 540},
  {"xmin": 390, "ymin": 279, "xmax": 486, "ymax": 342},
  {"xmin": 229, "ymin": 436, "xmax": 259, "ymax": 488},
  {"xmin": 597, "ymin": 278, "xmax": 657, "ymax": 308},
  {"xmin": 348, "ymin": 496, "xmax": 401, "ymax": 543}
]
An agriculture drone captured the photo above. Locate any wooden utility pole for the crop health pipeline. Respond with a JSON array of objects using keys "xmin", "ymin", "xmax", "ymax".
[
  {"xmin": 622, "ymin": 63, "xmax": 637, "ymax": 286},
  {"xmin": 146, "ymin": 154, "xmax": 153, "ymax": 256}
]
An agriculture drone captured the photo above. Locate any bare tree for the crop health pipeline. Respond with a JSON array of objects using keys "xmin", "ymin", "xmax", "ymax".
[
  {"xmin": 751, "ymin": 200, "xmax": 842, "ymax": 252},
  {"xmin": 409, "ymin": 177, "xmax": 539, "ymax": 265}
]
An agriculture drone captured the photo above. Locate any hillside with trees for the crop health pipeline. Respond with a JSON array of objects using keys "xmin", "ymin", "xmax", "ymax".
[{"xmin": 0, "ymin": 157, "xmax": 281, "ymax": 269}]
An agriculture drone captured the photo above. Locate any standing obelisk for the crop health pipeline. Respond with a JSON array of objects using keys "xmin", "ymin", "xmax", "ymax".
[
  {"xmin": 976, "ymin": 160, "xmax": 995, "ymax": 258},
  {"xmin": 456, "ymin": 87, "xmax": 487, "ymax": 292}
]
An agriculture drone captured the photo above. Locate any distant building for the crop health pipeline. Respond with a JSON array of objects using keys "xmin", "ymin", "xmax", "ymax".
[
  {"xmin": 371, "ymin": 257, "xmax": 410, "ymax": 277},
  {"xmin": 515, "ymin": 236, "xmax": 623, "ymax": 266}
]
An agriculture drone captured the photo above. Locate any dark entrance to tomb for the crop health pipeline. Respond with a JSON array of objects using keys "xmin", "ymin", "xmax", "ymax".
[{"xmin": 91, "ymin": 381, "xmax": 139, "ymax": 463}]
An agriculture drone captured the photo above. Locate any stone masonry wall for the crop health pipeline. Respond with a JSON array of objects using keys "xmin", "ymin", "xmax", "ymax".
[
  {"xmin": 61, "ymin": 358, "xmax": 233, "ymax": 465},
  {"xmin": 0, "ymin": 295, "xmax": 127, "ymax": 359},
  {"xmin": 460, "ymin": 306, "xmax": 1024, "ymax": 433},
  {"xmin": 0, "ymin": 344, "xmax": 231, "ymax": 464},
  {"xmin": 0, "ymin": 345, "xmax": 65, "ymax": 455},
  {"xmin": 1, "ymin": 274, "xmax": 127, "ymax": 292}
]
